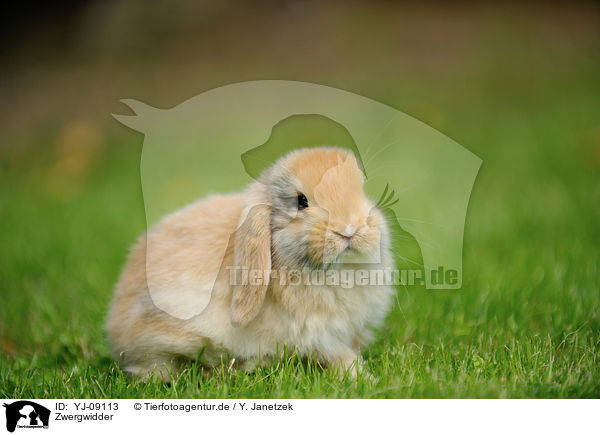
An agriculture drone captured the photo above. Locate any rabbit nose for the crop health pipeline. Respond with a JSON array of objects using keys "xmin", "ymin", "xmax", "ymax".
[{"xmin": 333, "ymin": 224, "xmax": 357, "ymax": 238}]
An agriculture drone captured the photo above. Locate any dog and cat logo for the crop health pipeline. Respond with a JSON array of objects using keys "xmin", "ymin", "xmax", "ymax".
[{"xmin": 2, "ymin": 401, "xmax": 50, "ymax": 432}]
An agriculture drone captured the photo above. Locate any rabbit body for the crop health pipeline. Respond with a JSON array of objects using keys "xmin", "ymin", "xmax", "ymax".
[{"xmin": 107, "ymin": 148, "xmax": 395, "ymax": 379}]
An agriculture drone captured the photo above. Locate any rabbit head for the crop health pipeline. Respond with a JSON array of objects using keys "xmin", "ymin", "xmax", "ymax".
[{"xmin": 231, "ymin": 147, "xmax": 387, "ymax": 326}]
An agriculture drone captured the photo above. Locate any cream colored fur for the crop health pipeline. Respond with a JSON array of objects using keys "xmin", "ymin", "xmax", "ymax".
[{"xmin": 106, "ymin": 147, "xmax": 395, "ymax": 380}]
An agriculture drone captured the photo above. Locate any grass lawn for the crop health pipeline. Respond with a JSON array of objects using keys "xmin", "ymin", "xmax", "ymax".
[{"xmin": 1, "ymin": 5, "xmax": 599, "ymax": 399}]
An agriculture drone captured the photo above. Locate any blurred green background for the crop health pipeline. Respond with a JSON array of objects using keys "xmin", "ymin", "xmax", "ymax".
[{"xmin": 0, "ymin": 1, "xmax": 599, "ymax": 398}]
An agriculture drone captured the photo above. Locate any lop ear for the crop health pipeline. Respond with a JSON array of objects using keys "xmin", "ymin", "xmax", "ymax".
[{"xmin": 230, "ymin": 201, "xmax": 272, "ymax": 327}]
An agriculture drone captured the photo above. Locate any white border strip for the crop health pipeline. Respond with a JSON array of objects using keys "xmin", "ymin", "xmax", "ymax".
[{"xmin": 1, "ymin": 399, "xmax": 597, "ymax": 435}]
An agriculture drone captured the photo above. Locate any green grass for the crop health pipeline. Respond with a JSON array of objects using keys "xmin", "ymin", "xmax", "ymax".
[
  {"xmin": 1, "ymin": 6, "xmax": 600, "ymax": 398},
  {"xmin": 1, "ymin": 113, "xmax": 599, "ymax": 397}
]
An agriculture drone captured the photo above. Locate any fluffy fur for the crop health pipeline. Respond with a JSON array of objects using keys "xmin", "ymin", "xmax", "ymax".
[{"xmin": 106, "ymin": 147, "xmax": 395, "ymax": 380}]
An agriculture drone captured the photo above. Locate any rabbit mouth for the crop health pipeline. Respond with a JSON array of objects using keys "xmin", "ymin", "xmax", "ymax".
[
  {"xmin": 324, "ymin": 242, "xmax": 366, "ymax": 267},
  {"xmin": 339, "ymin": 240, "xmax": 357, "ymax": 257},
  {"xmin": 336, "ymin": 245, "xmax": 366, "ymax": 263}
]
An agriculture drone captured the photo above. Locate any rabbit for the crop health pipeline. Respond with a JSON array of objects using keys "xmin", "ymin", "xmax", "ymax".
[{"xmin": 106, "ymin": 147, "xmax": 395, "ymax": 380}]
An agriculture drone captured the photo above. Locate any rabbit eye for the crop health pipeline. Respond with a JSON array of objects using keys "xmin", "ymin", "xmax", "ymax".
[{"xmin": 297, "ymin": 193, "xmax": 308, "ymax": 210}]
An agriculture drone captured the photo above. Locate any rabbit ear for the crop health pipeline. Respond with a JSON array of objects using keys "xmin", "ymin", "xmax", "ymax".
[{"xmin": 230, "ymin": 201, "xmax": 272, "ymax": 327}]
